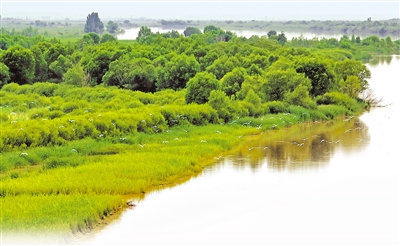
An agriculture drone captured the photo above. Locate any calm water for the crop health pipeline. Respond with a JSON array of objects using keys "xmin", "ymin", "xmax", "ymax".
[
  {"xmin": 117, "ymin": 27, "xmax": 344, "ymax": 40},
  {"xmin": 79, "ymin": 57, "xmax": 400, "ymax": 246}
]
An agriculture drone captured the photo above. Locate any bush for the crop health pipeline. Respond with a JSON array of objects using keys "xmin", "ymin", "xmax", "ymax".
[
  {"xmin": 316, "ymin": 91, "xmax": 359, "ymax": 112},
  {"xmin": 265, "ymin": 101, "xmax": 288, "ymax": 114}
]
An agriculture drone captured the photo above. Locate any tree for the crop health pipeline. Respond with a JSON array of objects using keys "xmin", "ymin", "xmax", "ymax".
[
  {"xmin": 81, "ymin": 43, "xmax": 128, "ymax": 85},
  {"xmin": 277, "ymin": 32, "xmax": 287, "ymax": 45},
  {"xmin": 49, "ymin": 55, "xmax": 73, "ymax": 80},
  {"xmin": 183, "ymin": 27, "xmax": 202, "ymax": 37},
  {"xmin": 220, "ymin": 67, "xmax": 247, "ymax": 97},
  {"xmin": 0, "ymin": 45, "xmax": 35, "ymax": 85},
  {"xmin": 208, "ymin": 90, "xmax": 235, "ymax": 122},
  {"xmin": 136, "ymin": 26, "xmax": 154, "ymax": 44},
  {"xmin": 0, "ymin": 62, "xmax": 10, "ymax": 87},
  {"xmin": 30, "ymin": 45, "xmax": 48, "ymax": 82},
  {"xmin": 156, "ymin": 53, "xmax": 200, "ymax": 90},
  {"xmin": 339, "ymin": 75, "xmax": 361, "ymax": 98},
  {"xmin": 263, "ymin": 69, "xmax": 311, "ymax": 101},
  {"xmin": 103, "ymin": 57, "xmax": 157, "ymax": 92},
  {"xmin": 86, "ymin": 32, "xmax": 100, "ymax": 44},
  {"xmin": 185, "ymin": 72, "xmax": 220, "ymax": 104},
  {"xmin": 334, "ymin": 59, "xmax": 370, "ymax": 92},
  {"xmin": 84, "ymin": 12, "xmax": 104, "ymax": 34},
  {"xmin": 63, "ymin": 64, "xmax": 85, "ymax": 86},
  {"xmin": 295, "ymin": 58, "xmax": 335, "ymax": 97},
  {"xmin": 203, "ymin": 25, "xmax": 220, "ymax": 34},
  {"xmin": 107, "ymin": 21, "xmax": 119, "ymax": 34},
  {"xmin": 284, "ymin": 85, "xmax": 316, "ymax": 109},
  {"xmin": 267, "ymin": 30, "xmax": 277, "ymax": 38}
]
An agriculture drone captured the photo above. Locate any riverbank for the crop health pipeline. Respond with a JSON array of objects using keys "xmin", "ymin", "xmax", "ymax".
[{"xmin": 0, "ymin": 95, "xmax": 366, "ymax": 242}]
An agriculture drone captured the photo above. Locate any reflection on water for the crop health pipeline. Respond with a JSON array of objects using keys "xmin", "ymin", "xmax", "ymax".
[
  {"xmin": 367, "ymin": 55, "xmax": 398, "ymax": 67},
  {"xmin": 228, "ymin": 117, "xmax": 369, "ymax": 171}
]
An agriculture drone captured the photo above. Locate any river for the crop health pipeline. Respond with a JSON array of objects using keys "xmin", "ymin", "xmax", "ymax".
[
  {"xmin": 78, "ymin": 56, "xmax": 400, "ymax": 246},
  {"xmin": 117, "ymin": 27, "xmax": 369, "ymax": 40}
]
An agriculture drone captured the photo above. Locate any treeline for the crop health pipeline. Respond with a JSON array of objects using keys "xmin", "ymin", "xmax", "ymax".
[{"xmin": 0, "ymin": 25, "xmax": 396, "ymax": 143}]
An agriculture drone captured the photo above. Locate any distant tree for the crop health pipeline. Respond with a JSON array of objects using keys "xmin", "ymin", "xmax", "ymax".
[
  {"xmin": 277, "ymin": 32, "xmax": 287, "ymax": 45},
  {"xmin": 185, "ymin": 72, "xmax": 220, "ymax": 104},
  {"xmin": 183, "ymin": 27, "xmax": 202, "ymax": 37},
  {"xmin": 84, "ymin": 12, "xmax": 104, "ymax": 34},
  {"xmin": 267, "ymin": 30, "xmax": 277, "ymax": 38},
  {"xmin": 107, "ymin": 21, "xmax": 119, "ymax": 34},
  {"xmin": 203, "ymin": 25, "xmax": 220, "ymax": 34},
  {"xmin": 136, "ymin": 26, "xmax": 154, "ymax": 44},
  {"xmin": 0, "ymin": 45, "xmax": 35, "ymax": 85}
]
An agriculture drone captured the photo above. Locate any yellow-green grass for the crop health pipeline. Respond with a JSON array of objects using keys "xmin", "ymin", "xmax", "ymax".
[{"xmin": 0, "ymin": 124, "xmax": 258, "ymax": 234}]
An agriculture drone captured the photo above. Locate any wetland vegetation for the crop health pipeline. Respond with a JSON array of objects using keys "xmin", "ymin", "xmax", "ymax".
[{"xmin": 1, "ymin": 13, "xmax": 399, "ymax": 238}]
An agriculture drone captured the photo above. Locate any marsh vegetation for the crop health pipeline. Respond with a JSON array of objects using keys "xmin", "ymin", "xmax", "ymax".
[{"xmin": 0, "ymin": 17, "xmax": 399, "ymax": 238}]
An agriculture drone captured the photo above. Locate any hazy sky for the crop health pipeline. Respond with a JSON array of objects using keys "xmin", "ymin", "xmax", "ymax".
[{"xmin": 1, "ymin": 1, "xmax": 399, "ymax": 21}]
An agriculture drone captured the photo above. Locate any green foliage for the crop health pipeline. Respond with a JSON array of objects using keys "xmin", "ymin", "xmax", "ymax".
[
  {"xmin": 334, "ymin": 59, "xmax": 370, "ymax": 91},
  {"xmin": 316, "ymin": 91, "xmax": 360, "ymax": 112},
  {"xmin": 339, "ymin": 76, "xmax": 361, "ymax": 98},
  {"xmin": 185, "ymin": 72, "xmax": 220, "ymax": 104},
  {"xmin": 136, "ymin": 26, "xmax": 154, "ymax": 44},
  {"xmin": 220, "ymin": 67, "xmax": 247, "ymax": 97},
  {"xmin": 184, "ymin": 27, "xmax": 202, "ymax": 37},
  {"xmin": 295, "ymin": 58, "xmax": 336, "ymax": 97},
  {"xmin": 103, "ymin": 56, "xmax": 156, "ymax": 92},
  {"xmin": 265, "ymin": 101, "xmax": 288, "ymax": 114},
  {"xmin": 30, "ymin": 45, "xmax": 48, "ymax": 82},
  {"xmin": 208, "ymin": 90, "xmax": 235, "ymax": 122},
  {"xmin": 63, "ymin": 64, "xmax": 85, "ymax": 86},
  {"xmin": 0, "ymin": 62, "xmax": 10, "ymax": 87},
  {"xmin": 156, "ymin": 53, "xmax": 200, "ymax": 90},
  {"xmin": 0, "ymin": 45, "xmax": 35, "ymax": 85},
  {"xmin": 284, "ymin": 85, "xmax": 317, "ymax": 109},
  {"xmin": 48, "ymin": 55, "xmax": 73, "ymax": 80},
  {"xmin": 100, "ymin": 33, "xmax": 117, "ymax": 43},
  {"xmin": 263, "ymin": 69, "xmax": 311, "ymax": 101}
]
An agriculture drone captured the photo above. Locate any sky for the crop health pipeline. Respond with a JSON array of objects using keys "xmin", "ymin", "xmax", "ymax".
[{"xmin": 1, "ymin": 0, "xmax": 399, "ymax": 21}]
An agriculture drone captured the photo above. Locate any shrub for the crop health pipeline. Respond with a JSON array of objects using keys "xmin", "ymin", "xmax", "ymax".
[
  {"xmin": 265, "ymin": 101, "xmax": 288, "ymax": 114},
  {"xmin": 316, "ymin": 91, "xmax": 359, "ymax": 112}
]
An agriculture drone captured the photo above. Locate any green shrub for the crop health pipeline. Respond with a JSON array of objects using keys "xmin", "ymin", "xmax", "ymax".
[
  {"xmin": 265, "ymin": 101, "xmax": 288, "ymax": 114},
  {"xmin": 49, "ymin": 110, "xmax": 65, "ymax": 119},
  {"xmin": 316, "ymin": 91, "xmax": 359, "ymax": 112}
]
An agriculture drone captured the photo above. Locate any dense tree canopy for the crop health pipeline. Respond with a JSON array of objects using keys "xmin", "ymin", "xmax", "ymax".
[
  {"xmin": 103, "ymin": 56, "xmax": 157, "ymax": 92},
  {"xmin": 185, "ymin": 72, "xmax": 220, "ymax": 104},
  {"xmin": 0, "ymin": 45, "xmax": 35, "ymax": 85},
  {"xmin": 1, "ymin": 24, "xmax": 395, "ymax": 123}
]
